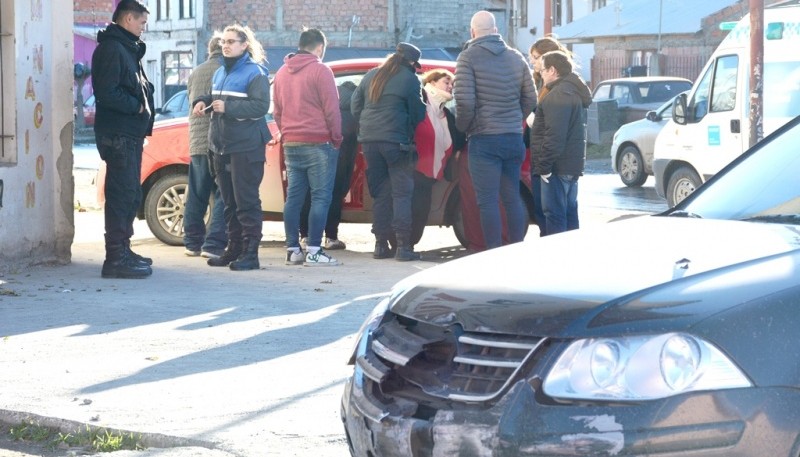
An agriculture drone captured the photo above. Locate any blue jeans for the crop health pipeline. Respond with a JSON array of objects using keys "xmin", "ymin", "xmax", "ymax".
[
  {"xmin": 362, "ymin": 142, "xmax": 414, "ymax": 241},
  {"xmin": 184, "ymin": 154, "xmax": 227, "ymax": 252},
  {"xmin": 531, "ymin": 175, "xmax": 547, "ymax": 236},
  {"xmin": 541, "ymin": 174, "xmax": 580, "ymax": 235},
  {"xmin": 283, "ymin": 143, "xmax": 339, "ymax": 249},
  {"xmin": 467, "ymin": 134, "xmax": 527, "ymax": 249}
]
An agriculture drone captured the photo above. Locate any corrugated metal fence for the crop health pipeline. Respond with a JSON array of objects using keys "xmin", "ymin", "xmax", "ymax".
[{"xmin": 590, "ymin": 54, "xmax": 708, "ymax": 88}]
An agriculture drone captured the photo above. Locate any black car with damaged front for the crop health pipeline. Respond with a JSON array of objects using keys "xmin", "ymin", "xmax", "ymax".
[{"xmin": 341, "ymin": 116, "xmax": 800, "ymax": 456}]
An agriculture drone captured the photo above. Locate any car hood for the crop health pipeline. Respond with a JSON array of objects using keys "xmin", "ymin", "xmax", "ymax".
[{"xmin": 389, "ymin": 217, "xmax": 800, "ymax": 337}]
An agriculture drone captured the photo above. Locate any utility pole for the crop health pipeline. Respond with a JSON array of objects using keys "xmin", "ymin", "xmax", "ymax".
[{"xmin": 749, "ymin": 0, "xmax": 764, "ymax": 147}]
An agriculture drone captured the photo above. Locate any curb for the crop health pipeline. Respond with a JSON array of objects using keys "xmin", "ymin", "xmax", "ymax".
[{"xmin": 0, "ymin": 409, "xmax": 217, "ymax": 452}]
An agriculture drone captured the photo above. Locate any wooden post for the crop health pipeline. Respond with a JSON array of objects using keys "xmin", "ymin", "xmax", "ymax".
[{"xmin": 749, "ymin": 0, "xmax": 764, "ymax": 147}]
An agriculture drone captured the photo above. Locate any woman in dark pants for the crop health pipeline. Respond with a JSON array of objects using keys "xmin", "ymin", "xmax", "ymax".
[
  {"xmin": 351, "ymin": 43, "xmax": 426, "ymax": 261},
  {"xmin": 191, "ymin": 24, "xmax": 271, "ymax": 271},
  {"xmin": 410, "ymin": 68, "xmax": 465, "ymax": 248}
]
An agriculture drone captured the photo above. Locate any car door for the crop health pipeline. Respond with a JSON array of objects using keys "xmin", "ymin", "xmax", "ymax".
[{"xmin": 679, "ymin": 54, "xmax": 744, "ymax": 181}]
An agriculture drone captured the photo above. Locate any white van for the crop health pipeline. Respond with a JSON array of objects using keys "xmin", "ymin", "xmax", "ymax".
[{"xmin": 653, "ymin": 2, "xmax": 800, "ymax": 207}]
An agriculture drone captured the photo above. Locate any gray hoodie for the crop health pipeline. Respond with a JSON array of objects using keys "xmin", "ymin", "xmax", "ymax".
[{"xmin": 454, "ymin": 34, "xmax": 537, "ymax": 137}]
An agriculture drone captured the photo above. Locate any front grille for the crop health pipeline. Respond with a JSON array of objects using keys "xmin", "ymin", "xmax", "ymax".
[{"xmin": 358, "ymin": 316, "xmax": 544, "ymax": 405}]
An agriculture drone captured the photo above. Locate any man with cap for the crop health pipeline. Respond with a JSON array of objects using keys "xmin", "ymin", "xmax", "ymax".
[{"xmin": 352, "ymin": 42, "xmax": 426, "ymax": 261}]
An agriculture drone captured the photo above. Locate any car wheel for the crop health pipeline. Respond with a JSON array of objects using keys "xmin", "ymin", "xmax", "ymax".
[
  {"xmin": 666, "ymin": 166, "xmax": 702, "ymax": 207},
  {"xmin": 617, "ymin": 145, "xmax": 647, "ymax": 187},
  {"xmin": 449, "ymin": 189, "xmax": 530, "ymax": 249},
  {"xmin": 144, "ymin": 174, "xmax": 188, "ymax": 246}
]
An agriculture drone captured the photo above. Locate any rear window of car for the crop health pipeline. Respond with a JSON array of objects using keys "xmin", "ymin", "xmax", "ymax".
[{"xmin": 639, "ymin": 81, "xmax": 693, "ymax": 103}]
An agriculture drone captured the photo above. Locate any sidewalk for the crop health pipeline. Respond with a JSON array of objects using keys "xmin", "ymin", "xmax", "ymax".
[{"xmin": 0, "ymin": 211, "xmax": 450, "ymax": 456}]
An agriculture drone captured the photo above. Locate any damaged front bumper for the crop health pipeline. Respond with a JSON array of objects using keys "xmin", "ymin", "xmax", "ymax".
[{"xmin": 341, "ymin": 376, "xmax": 800, "ymax": 456}]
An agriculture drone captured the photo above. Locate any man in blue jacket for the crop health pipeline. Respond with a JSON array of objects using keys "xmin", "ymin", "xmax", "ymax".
[
  {"xmin": 454, "ymin": 10, "xmax": 536, "ymax": 250},
  {"xmin": 92, "ymin": 0, "xmax": 154, "ymax": 279}
]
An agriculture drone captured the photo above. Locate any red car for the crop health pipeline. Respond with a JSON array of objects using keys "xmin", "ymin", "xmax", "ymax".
[{"xmin": 98, "ymin": 58, "xmax": 534, "ymax": 246}]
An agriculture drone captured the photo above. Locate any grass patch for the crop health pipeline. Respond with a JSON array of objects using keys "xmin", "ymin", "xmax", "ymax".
[{"xmin": 7, "ymin": 419, "xmax": 145, "ymax": 453}]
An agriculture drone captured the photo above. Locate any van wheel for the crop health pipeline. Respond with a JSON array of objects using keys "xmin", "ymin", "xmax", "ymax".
[
  {"xmin": 618, "ymin": 145, "xmax": 647, "ymax": 187},
  {"xmin": 666, "ymin": 166, "xmax": 701, "ymax": 207},
  {"xmin": 144, "ymin": 174, "xmax": 188, "ymax": 246}
]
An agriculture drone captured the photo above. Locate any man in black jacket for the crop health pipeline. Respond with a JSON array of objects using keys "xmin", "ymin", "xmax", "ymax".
[
  {"xmin": 530, "ymin": 50, "xmax": 592, "ymax": 235},
  {"xmin": 91, "ymin": 0, "xmax": 155, "ymax": 278}
]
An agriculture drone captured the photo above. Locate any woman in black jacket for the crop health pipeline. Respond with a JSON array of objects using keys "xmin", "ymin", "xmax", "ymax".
[{"xmin": 351, "ymin": 43, "xmax": 426, "ymax": 261}]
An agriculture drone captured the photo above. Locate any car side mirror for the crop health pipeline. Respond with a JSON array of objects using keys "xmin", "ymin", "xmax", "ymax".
[
  {"xmin": 646, "ymin": 110, "xmax": 659, "ymax": 122},
  {"xmin": 672, "ymin": 93, "xmax": 688, "ymax": 125}
]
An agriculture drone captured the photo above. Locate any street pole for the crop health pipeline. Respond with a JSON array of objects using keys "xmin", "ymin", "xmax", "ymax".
[{"xmin": 749, "ymin": 0, "xmax": 764, "ymax": 147}]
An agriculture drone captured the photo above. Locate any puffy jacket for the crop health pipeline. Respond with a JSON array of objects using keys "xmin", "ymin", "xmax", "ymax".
[
  {"xmin": 187, "ymin": 50, "xmax": 221, "ymax": 156},
  {"xmin": 454, "ymin": 34, "xmax": 536, "ymax": 137},
  {"xmin": 351, "ymin": 63, "xmax": 426, "ymax": 144},
  {"xmin": 91, "ymin": 23, "xmax": 155, "ymax": 139},
  {"xmin": 531, "ymin": 72, "xmax": 593, "ymax": 176},
  {"xmin": 272, "ymin": 52, "xmax": 342, "ymax": 148},
  {"xmin": 199, "ymin": 53, "xmax": 272, "ymax": 155}
]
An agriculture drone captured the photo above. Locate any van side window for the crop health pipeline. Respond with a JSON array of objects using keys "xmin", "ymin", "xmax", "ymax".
[
  {"xmin": 710, "ymin": 55, "xmax": 738, "ymax": 112},
  {"xmin": 690, "ymin": 65, "xmax": 713, "ymax": 121}
]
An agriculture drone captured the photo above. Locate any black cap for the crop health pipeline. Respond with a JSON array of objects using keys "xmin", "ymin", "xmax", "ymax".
[{"xmin": 396, "ymin": 42, "xmax": 422, "ymax": 69}]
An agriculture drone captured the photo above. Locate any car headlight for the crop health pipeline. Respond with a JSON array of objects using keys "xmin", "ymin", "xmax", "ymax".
[
  {"xmin": 543, "ymin": 333, "xmax": 751, "ymax": 401},
  {"xmin": 347, "ymin": 295, "xmax": 391, "ymax": 365}
]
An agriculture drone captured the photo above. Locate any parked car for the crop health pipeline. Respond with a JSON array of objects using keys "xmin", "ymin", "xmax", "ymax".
[
  {"xmin": 592, "ymin": 76, "xmax": 692, "ymax": 126},
  {"xmin": 609, "ymin": 92, "xmax": 684, "ymax": 187},
  {"xmin": 97, "ymin": 59, "xmax": 535, "ymax": 246},
  {"xmin": 74, "ymin": 93, "xmax": 96, "ymax": 127},
  {"xmin": 341, "ymin": 115, "xmax": 800, "ymax": 456},
  {"xmin": 154, "ymin": 89, "xmax": 189, "ymax": 121}
]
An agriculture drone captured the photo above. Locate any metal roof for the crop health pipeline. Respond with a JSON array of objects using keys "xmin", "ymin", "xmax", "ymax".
[{"xmin": 553, "ymin": 0, "xmax": 739, "ymax": 43}]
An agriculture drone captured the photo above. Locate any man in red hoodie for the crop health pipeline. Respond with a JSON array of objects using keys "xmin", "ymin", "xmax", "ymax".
[{"xmin": 273, "ymin": 27, "xmax": 343, "ymax": 266}]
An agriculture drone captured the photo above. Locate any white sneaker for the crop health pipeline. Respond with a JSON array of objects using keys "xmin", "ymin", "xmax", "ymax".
[
  {"xmin": 184, "ymin": 248, "xmax": 201, "ymax": 257},
  {"xmin": 304, "ymin": 249, "xmax": 339, "ymax": 267},
  {"xmin": 285, "ymin": 249, "xmax": 304, "ymax": 266},
  {"xmin": 324, "ymin": 238, "xmax": 346, "ymax": 250}
]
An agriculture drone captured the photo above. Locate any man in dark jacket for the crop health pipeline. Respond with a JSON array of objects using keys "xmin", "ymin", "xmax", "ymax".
[
  {"xmin": 454, "ymin": 10, "xmax": 537, "ymax": 250},
  {"xmin": 183, "ymin": 33, "xmax": 227, "ymax": 260},
  {"xmin": 91, "ymin": 0, "xmax": 154, "ymax": 279},
  {"xmin": 530, "ymin": 50, "xmax": 592, "ymax": 235}
]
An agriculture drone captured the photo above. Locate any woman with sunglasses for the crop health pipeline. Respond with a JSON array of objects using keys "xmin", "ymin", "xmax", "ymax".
[{"xmin": 191, "ymin": 24, "xmax": 271, "ymax": 271}]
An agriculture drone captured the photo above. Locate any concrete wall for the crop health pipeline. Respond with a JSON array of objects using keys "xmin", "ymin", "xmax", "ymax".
[{"xmin": 0, "ymin": 1, "xmax": 75, "ymax": 271}]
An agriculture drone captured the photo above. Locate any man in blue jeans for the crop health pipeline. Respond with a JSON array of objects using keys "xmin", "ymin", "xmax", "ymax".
[
  {"xmin": 530, "ymin": 51, "xmax": 592, "ymax": 235},
  {"xmin": 183, "ymin": 33, "xmax": 227, "ymax": 258},
  {"xmin": 272, "ymin": 28, "xmax": 342, "ymax": 266},
  {"xmin": 454, "ymin": 10, "xmax": 537, "ymax": 249}
]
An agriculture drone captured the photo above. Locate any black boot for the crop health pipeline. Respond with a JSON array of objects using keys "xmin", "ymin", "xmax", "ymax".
[
  {"xmin": 373, "ymin": 237, "xmax": 396, "ymax": 259},
  {"xmin": 229, "ymin": 238, "xmax": 260, "ymax": 271},
  {"xmin": 207, "ymin": 240, "xmax": 242, "ymax": 267},
  {"xmin": 395, "ymin": 235, "xmax": 420, "ymax": 262},
  {"xmin": 102, "ymin": 243, "xmax": 152, "ymax": 279},
  {"xmin": 125, "ymin": 240, "xmax": 152, "ymax": 266}
]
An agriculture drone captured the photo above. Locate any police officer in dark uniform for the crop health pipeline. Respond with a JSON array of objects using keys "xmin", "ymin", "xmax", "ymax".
[
  {"xmin": 91, "ymin": 0, "xmax": 155, "ymax": 279},
  {"xmin": 191, "ymin": 24, "xmax": 271, "ymax": 271}
]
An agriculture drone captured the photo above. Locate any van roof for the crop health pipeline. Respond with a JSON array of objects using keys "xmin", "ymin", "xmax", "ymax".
[{"xmin": 722, "ymin": 4, "xmax": 800, "ymax": 46}]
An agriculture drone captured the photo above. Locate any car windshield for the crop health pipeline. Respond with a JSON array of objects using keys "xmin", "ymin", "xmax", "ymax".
[
  {"xmin": 638, "ymin": 81, "xmax": 693, "ymax": 103},
  {"xmin": 674, "ymin": 116, "xmax": 800, "ymax": 224}
]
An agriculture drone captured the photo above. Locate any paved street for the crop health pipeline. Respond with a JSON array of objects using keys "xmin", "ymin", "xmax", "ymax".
[{"xmin": 0, "ymin": 146, "xmax": 655, "ymax": 457}]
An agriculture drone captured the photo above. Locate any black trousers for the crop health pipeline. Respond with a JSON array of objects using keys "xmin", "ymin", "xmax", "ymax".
[
  {"xmin": 410, "ymin": 171, "xmax": 435, "ymax": 246},
  {"xmin": 97, "ymin": 133, "xmax": 143, "ymax": 247},
  {"xmin": 213, "ymin": 149, "xmax": 265, "ymax": 242}
]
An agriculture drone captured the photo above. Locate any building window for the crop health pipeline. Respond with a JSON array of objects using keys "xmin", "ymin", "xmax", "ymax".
[
  {"xmin": 179, "ymin": 0, "xmax": 194, "ymax": 19},
  {"xmin": 552, "ymin": 0, "xmax": 563, "ymax": 27},
  {"xmin": 162, "ymin": 51, "xmax": 193, "ymax": 103},
  {"xmin": 0, "ymin": 0, "xmax": 17, "ymax": 165},
  {"xmin": 157, "ymin": 0, "xmax": 170, "ymax": 21},
  {"xmin": 593, "ymin": 0, "xmax": 607, "ymax": 11},
  {"xmin": 518, "ymin": 0, "xmax": 528, "ymax": 28}
]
